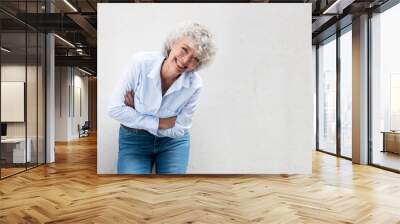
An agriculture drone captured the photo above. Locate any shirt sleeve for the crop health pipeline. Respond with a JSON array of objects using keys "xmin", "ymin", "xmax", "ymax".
[
  {"xmin": 157, "ymin": 88, "xmax": 202, "ymax": 138},
  {"xmin": 107, "ymin": 54, "xmax": 159, "ymax": 134}
]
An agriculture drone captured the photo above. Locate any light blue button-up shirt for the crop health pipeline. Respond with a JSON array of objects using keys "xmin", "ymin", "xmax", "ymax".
[{"xmin": 108, "ymin": 51, "xmax": 203, "ymax": 138}]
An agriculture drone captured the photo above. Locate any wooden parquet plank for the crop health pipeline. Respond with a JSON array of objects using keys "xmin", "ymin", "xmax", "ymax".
[{"xmin": 1, "ymin": 134, "xmax": 400, "ymax": 223}]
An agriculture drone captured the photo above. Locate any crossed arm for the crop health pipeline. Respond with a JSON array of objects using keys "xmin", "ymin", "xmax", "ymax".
[
  {"xmin": 122, "ymin": 88, "xmax": 201, "ymax": 138},
  {"xmin": 123, "ymin": 90, "xmax": 177, "ymax": 129}
]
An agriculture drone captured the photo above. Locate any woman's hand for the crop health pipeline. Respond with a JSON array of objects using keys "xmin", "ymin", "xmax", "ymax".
[
  {"xmin": 124, "ymin": 90, "xmax": 135, "ymax": 108},
  {"xmin": 159, "ymin": 116, "xmax": 177, "ymax": 129}
]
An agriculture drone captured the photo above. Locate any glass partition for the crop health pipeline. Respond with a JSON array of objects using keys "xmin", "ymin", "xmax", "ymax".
[
  {"xmin": 317, "ymin": 36, "xmax": 337, "ymax": 155},
  {"xmin": 38, "ymin": 32, "xmax": 45, "ymax": 165},
  {"xmin": 371, "ymin": 3, "xmax": 400, "ymax": 171},
  {"xmin": 26, "ymin": 0, "xmax": 43, "ymax": 169},
  {"xmin": 0, "ymin": 1, "xmax": 46, "ymax": 179},
  {"xmin": 1, "ymin": 31, "xmax": 28, "ymax": 177},
  {"xmin": 27, "ymin": 31, "xmax": 38, "ymax": 169},
  {"xmin": 339, "ymin": 28, "xmax": 352, "ymax": 158}
]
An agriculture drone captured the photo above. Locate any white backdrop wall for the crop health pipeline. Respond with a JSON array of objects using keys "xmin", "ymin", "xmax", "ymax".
[{"xmin": 98, "ymin": 3, "xmax": 313, "ymax": 174}]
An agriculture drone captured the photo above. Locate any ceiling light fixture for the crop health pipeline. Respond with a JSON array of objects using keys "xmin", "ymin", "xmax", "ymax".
[
  {"xmin": 323, "ymin": 0, "xmax": 342, "ymax": 14},
  {"xmin": 76, "ymin": 48, "xmax": 85, "ymax": 55},
  {"xmin": 54, "ymin": 34, "xmax": 75, "ymax": 48},
  {"xmin": 322, "ymin": 0, "xmax": 354, "ymax": 15},
  {"xmin": 1, "ymin": 47, "xmax": 11, "ymax": 53},
  {"xmin": 78, "ymin": 67, "xmax": 92, "ymax": 76},
  {"xmin": 63, "ymin": 0, "xmax": 78, "ymax": 12}
]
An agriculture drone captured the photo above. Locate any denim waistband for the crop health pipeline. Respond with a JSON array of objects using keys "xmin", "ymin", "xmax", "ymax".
[{"xmin": 120, "ymin": 124, "xmax": 151, "ymax": 135}]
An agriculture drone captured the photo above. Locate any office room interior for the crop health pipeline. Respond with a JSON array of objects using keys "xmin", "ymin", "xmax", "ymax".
[{"xmin": 0, "ymin": 0, "xmax": 400, "ymax": 223}]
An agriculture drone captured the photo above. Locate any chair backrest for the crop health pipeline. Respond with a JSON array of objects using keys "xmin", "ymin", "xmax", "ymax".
[{"xmin": 82, "ymin": 121, "xmax": 90, "ymax": 129}]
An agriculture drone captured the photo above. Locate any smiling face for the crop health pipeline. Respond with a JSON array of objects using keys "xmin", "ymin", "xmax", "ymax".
[{"xmin": 164, "ymin": 37, "xmax": 200, "ymax": 76}]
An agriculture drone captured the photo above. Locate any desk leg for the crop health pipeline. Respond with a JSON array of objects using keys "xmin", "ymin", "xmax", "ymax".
[{"xmin": 382, "ymin": 133, "xmax": 386, "ymax": 152}]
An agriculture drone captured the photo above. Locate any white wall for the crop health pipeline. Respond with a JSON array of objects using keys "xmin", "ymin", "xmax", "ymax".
[
  {"xmin": 54, "ymin": 67, "xmax": 89, "ymax": 141},
  {"xmin": 98, "ymin": 3, "xmax": 313, "ymax": 174},
  {"xmin": 72, "ymin": 72, "xmax": 89, "ymax": 138},
  {"xmin": 55, "ymin": 67, "xmax": 69, "ymax": 141},
  {"xmin": 312, "ymin": 45, "xmax": 316, "ymax": 150}
]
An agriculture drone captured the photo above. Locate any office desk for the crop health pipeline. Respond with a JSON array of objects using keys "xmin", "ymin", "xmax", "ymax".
[
  {"xmin": 382, "ymin": 131, "xmax": 400, "ymax": 154},
  {"xmin": 1, "ymin": 138, "xmax": 31, "ymax": 163}
]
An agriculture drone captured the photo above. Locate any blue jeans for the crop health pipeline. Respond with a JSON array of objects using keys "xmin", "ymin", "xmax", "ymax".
[{"xmin": 118, "ymin": 126, "xmax": 190, "ymax": 174}]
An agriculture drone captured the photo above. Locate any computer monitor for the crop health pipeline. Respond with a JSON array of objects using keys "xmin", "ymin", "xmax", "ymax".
[{"xmin": 1, "ymin": 123, "xmax": 7, "ymax": 137}]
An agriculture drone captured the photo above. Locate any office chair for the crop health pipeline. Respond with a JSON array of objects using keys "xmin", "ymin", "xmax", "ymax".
[{"xmin": 79, "ymin": 121, "xmax": 90, "ymax": 138}]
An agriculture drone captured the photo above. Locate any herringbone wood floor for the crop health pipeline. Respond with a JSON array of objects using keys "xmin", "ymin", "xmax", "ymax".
[{"xmin": 1, "ymin": 134, "xmax": 400, "ymax": 224}]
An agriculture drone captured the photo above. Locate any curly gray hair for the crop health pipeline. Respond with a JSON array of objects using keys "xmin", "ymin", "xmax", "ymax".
[{"xmin": 163, "ymin": 21, "xmax": 216, "ymax": 71}]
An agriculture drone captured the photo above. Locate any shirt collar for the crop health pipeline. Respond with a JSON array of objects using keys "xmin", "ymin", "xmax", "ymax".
[
  {"xmin": 163, "ymin": 71, "xmax": 194, "ymax": 96},
  {"xmin": 146, "ymin": 54, "xmax": 165, "ymax": 80},
  {"xmin": 172, "ymin": 71, "xmax": 192, "ymax": 88}
]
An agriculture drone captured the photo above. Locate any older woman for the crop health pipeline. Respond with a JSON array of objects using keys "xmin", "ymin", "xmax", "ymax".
[{"xmin": 108, "ymin": 22, "xmax": 216, "ymax": 174}]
